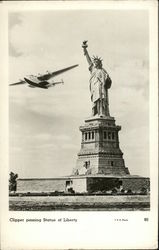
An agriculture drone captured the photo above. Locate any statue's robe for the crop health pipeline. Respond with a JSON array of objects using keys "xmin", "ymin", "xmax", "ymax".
[{"xmin": 89, "ymin": 65, "xmax": 112, "ymax": 115}]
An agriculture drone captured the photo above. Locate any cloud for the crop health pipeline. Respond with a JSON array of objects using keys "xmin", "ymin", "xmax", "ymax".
[
  {"xmin": 9, "ymin": 13, "xmax": 22, "ymax": 29},
  {"xmin": 111, "ymin": 58, "xmax": 149, "ymax": 97},
  {"xmin": 9, "ymin": 13, "xmax": 23, "ymax": 57},
  {"xmin": 9, "ymin": 44, "xmax": 23, "ymax": 57}
]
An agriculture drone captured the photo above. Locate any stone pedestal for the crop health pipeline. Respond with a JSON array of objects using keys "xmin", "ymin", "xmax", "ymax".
[{"xmin": 72, "ymin": 115, "xmax": 130, "ymax": 176}]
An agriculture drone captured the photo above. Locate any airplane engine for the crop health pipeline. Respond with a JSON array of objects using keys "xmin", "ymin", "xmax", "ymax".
[{"xmin": 28, "ymin": 85, "xmax": 36, "ymax": 88}]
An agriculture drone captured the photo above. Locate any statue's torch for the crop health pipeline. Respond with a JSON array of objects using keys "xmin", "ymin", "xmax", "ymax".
[{"xmin": 82, "ymin": 40, "xmax": 88, "ymax": 55}]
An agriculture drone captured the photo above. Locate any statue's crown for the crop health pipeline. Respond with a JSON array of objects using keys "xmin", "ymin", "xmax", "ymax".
[{"xmin": 92, "ymin": 55, "xmax": 103, "ymax": 62}]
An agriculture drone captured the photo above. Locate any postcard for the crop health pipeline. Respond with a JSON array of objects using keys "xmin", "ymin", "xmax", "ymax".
[{"xmin": 0, "ymin": 1, "xmax": 158, "ymax": 249}]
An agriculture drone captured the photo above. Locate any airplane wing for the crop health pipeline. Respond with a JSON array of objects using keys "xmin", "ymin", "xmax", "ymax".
[
  {"xmin": 10, "ymin": 80, "xmax": 26, "ymax": 86},
  {"xmin": 37, "ymin": 64, "xmax": 79, "ymax": 81}
]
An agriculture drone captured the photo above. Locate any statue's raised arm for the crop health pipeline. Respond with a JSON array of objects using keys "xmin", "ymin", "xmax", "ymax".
[{"xmin": 82, "ymin": 41, "xmax": 93, "ymax": 69}]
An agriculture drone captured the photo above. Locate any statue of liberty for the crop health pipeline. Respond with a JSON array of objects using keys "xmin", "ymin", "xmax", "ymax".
[{"xmin": 82, "ymin": 41, "xmax": 112, "ymax": 117}]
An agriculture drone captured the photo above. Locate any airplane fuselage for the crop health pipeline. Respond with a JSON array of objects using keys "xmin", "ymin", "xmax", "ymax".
[{"xmin": 24, "ymin": 77, "xmax": 48, "ymax": 89}]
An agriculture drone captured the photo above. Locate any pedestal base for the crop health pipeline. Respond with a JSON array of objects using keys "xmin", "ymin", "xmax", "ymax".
[
  {"xmin": 73, "ymin": 115, "xmax": 130, "ymax": 176},
  {"xmin": 69, "ymin": 175, "xmax": 150, "ymax": 193}
]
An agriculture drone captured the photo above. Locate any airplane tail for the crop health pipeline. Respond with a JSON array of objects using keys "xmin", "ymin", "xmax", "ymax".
[
  {"xmin": 48, "ymin": 79, "xmax": 64, "ymax": 86},
  {"xmin": 55, "ymin": 79, "xmax": 64, "ymax": 84}
]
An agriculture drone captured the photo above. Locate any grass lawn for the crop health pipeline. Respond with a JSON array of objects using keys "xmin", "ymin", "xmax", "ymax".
[{"xmin": 9, "ymin": 194, "xmax": 150, "ymax": 211}]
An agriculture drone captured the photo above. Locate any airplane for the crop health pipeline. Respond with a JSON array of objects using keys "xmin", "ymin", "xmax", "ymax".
[{"xmin": 9, "ymin": 64, "xmax": 79, "ymax": 89}]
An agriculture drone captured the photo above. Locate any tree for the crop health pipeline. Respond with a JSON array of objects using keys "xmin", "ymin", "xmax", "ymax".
[{"xmin": 9, "ymin": 172, "xmax": 18, "ymax": 192}]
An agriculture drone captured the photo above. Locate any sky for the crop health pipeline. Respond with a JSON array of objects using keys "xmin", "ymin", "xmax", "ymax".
[{"xmin": 9, "ymin": 9, "xmax": 149, "ymax": 178}]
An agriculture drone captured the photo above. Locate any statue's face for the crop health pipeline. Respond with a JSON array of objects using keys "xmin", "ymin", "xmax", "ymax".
[{"xmin": 93, "ymin": 59, "xmax": 102, "ymax": 69}]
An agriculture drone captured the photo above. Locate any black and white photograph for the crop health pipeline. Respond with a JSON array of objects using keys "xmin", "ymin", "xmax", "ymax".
[
  {"xmin": 9, "ymin": 6, "xmax": 150, "ymax": 211},
  {"xmin": 0, "ymin": 1, "xmax": 158, "ymax": 249}
]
